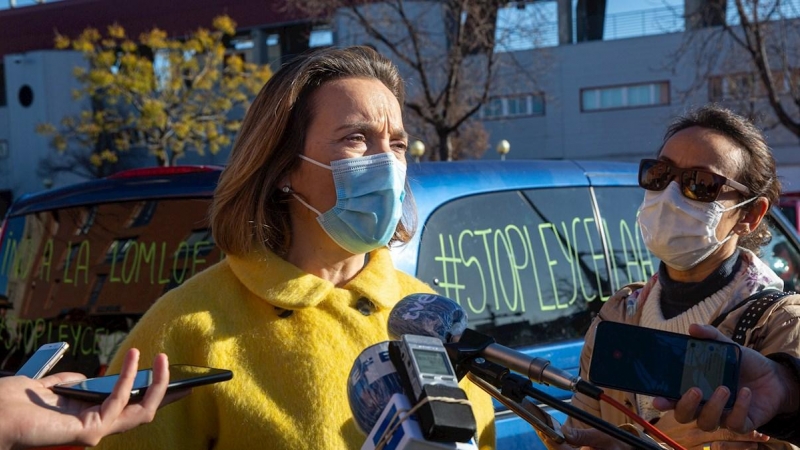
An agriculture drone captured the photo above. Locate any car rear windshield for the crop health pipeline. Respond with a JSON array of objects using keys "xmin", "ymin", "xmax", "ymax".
[
  {"xmin": 416, "ymin": 186, "xmax": 657, "ymax": 349},
  {"xmin": 0, "ymin": 198, "xmax": 219, "ymax": 376}
]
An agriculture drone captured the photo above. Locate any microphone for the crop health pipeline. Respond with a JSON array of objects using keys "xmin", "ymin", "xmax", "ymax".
[
  {"xmin": 347, "ymin": 341, "xmax": 405, "ymax": 434},
  {"xmin": 347, "ymin": 341, "xmax": 478, "ymax": 449},
  {"xmin": 388, "ymin": 293, "xmax": 593, "ymax": 395},
  {"xmin": 386, "ymin": 293, "xmax": 468, "ymax": 343}
]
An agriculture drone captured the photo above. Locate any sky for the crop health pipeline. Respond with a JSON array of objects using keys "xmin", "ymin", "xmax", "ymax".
[{"xmin": 2, "ymin": 0, "xmax": 686, "ymax": 14}]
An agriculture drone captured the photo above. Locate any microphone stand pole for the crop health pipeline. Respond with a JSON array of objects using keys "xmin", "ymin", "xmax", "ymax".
[
  {"xmin": 446, "ymin": 338, "xmax": 665, "ymax": 450},
  {"xmin": 466, "ymin": 372, "xmax": 566, "ymax": 444},
  {"xmin": 464, "ymin": 358, "xmax": 664, "ymax": 450}
]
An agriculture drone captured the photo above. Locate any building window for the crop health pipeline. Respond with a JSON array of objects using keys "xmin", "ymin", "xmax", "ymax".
[
  {"xmin": 581, "ymin": 82, "xmax": 670, "ymax": 112},
  {"xmin": 229, "ymin": 33, "xmax": 255, "ymax": 64},
  {"xmin": 708, "ymin": 70, "xmax": 800, "ymax": 102},
  {"xmin": 481, "ymin": 93, "xmax": 545, "ymax": 119},
  {"xmin": 309, "ymin": 25, "xmax": 333, "ymax": 48},
  {"xmin": 265, "ymin": 33, "xmax": 282, "ymax": 71},
  {"xmin": 482, "ymin": 98, "xmax": 503, "ymax": 118}
]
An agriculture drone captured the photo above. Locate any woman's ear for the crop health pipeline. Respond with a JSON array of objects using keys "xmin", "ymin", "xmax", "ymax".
[{"xmin": 738, "ymin": 197, "xmax": 770, "ymax": 235}]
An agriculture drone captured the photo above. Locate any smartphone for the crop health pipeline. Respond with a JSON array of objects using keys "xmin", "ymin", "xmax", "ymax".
[
  {"xmin": 15, "ymin": 342, "xmax": 70, "ymax": 379},
  {"xmin": 52, "ymin": 364, "xmax": 233, "ymax": 403},
  {"xmin": 589, "ymin": 321, "xmax": 741, "ymax": 408}
]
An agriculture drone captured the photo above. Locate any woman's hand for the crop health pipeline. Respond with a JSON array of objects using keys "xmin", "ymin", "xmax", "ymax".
[
  {"xmin": 539, "ymin": 425, "xmax": 641, "ymax": 450},
  {"xmin": 542, "ymin": 415, "xmax": 769, "ymax": 450},
  {"xmin": 653, "ymin": 324, "xmax": 799, "ymax": 434},
  {"xmin": 651, "ymin": 410, "xmax": 769, "ymax": 450},
  {"xmin": 0, "ymin": 348, "xmax": 189, "ymax": 450}
]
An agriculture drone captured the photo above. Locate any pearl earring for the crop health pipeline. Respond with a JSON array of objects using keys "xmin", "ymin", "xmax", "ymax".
[{"xmin": 282, "ymin": 186, "xmax": 291, "ymax": 193}]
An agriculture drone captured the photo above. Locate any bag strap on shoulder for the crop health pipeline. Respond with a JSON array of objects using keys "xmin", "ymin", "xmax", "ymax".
[{"xmin": 710, "ymin": 289, "xmax": 796, "ymax": 345}]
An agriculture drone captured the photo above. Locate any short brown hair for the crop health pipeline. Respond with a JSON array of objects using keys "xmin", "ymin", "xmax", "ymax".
[
  {"xmin": 660, "ymin": 104, "xmax": 781, "ymax": 253},
  {"xmin": 211, "ymin": 46, "xmax": 415, "ymax": 257}
]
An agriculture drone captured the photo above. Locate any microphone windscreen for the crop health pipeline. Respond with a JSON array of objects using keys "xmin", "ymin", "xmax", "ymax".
[
  {"xmin": 388, "ymin": 293, "xmax": 468, "ymax": 342},
  {"xmin": 346, "ymin": 341, "xmax": 404, "ymax": 434}
]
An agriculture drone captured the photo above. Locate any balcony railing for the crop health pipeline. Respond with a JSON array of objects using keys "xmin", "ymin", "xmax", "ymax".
[{"xmin": 497, "ymin": 0, "xmax": 800, "ymax": 52}]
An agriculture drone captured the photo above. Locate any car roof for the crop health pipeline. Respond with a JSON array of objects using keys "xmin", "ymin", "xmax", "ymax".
[
  {"xmin": 407, "ymin": 160, "xmax": 638, "ymax": 219},
  {"xmin": 6, "ymin": 160, "xmax": 639, "ymax": 218},
  {"xmin": 6, "ymin": 167, "xmax": 222, "ymax": 217},
  {"xmin": 394, "ymin": 159, "xmax": 640, "ymax": 273},
  {"xmin": 5, "ymin": 160, "xmax": 641, "ymax": 274}
]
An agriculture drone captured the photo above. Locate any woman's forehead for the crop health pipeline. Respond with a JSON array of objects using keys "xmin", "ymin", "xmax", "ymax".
[{"xmin": 661, "ymin": 126, "xmax": 744, "ymax": 177}]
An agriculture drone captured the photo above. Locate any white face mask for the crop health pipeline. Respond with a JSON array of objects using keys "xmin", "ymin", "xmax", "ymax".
[{"xmin": 637, "ymin": 182, "xmax": 756, "ymax": 271}]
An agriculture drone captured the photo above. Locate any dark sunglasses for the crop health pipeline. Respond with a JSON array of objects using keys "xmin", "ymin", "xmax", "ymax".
[{"xmin": 638, "ymin": 159, "xmax": 751, "ymax": 203}]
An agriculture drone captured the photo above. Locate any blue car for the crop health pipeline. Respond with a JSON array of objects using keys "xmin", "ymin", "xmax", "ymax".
[{"xmin": 1, "ymin": 161, "xmax": 799, "ymax": 448}]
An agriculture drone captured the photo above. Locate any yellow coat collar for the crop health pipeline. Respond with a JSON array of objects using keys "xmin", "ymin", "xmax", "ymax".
[{"xmin": 225, "ymin": 247, "xmax": 402, "ymax": 311}]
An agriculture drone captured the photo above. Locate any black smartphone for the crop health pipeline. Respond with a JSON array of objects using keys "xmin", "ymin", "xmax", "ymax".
[
  {"xmin": 51, "ymin": 364, "xmax": 233, "ymax": 403},
  {"xmin": 15, "ymin": 342, "xmax": 70, "ymax": 379},
  {"xmin": 589, "ymin": 321, "xmax": 741, "ymax": 408}
]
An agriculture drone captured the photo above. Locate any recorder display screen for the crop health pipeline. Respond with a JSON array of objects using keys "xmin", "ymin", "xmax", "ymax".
[{"xmin": 412, "ymin": 349, "xmax": 453, "ymax": 376}]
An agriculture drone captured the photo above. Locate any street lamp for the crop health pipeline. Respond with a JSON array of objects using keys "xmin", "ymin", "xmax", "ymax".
[
  {"xmin": 496, "ymin": 139, "xmax": 510, "ymax": 161},
  {"xmin": 410, "ymin": 140, "xmax": 425, "ymax": 163}
]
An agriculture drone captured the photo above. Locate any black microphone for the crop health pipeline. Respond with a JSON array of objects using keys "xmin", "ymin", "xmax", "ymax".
[{"xmin": 388, "ymin": 293, "xmax": 600, "ymax": 398}]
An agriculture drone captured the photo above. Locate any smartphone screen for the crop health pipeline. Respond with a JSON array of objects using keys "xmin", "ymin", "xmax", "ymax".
[
  {"xmin": 52, "ymin": 364, "xmax": 232, "ymax": 403},
  {"xmin": 16, "ymin": 342, "xmax": 70, "ymax": 379},
  {"xmin": 589, "ymin": 322, "xmax": 740, "ymax": 408}
]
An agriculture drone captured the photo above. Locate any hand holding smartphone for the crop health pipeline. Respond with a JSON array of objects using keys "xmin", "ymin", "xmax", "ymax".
[
  {"xmin": 52, "ymin": 364, "xmax": 233, "ymax": 403},
  {"xmin": 15, "ymin": 342, "xmax": 70, "ymax": 379},
  {"xmin": 589, "ymin": 322, "xmax": 741, "ymax": 408}
]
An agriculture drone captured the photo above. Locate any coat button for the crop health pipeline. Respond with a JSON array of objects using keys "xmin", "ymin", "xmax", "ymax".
[
  {"xmin": 275, "ymin": 307, "xmax": 294, "ymax": 318},
  {"xmin": 356, "ymin": 297, "xmax": 375, "ymax": 316}
]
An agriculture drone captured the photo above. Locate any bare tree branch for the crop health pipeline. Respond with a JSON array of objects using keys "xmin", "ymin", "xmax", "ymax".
[
  {"xmin": 287, "ymin": 0, "xmax": 545, "ymax": 161},
  {"xmin": 669, "ymin": 0, "xmax": 800, "ymax": 139}
]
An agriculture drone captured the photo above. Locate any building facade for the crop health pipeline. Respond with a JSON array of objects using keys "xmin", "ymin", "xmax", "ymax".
[{"xmin": 2, "ymin": 0, "xmax": 800, "ymax": 209}]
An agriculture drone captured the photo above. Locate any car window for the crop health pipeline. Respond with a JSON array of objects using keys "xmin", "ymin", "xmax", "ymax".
[
  {"xmin": 416, "ymin": 186, "xmax": 658, "ymax": 349},
  {"xmin": 761, "ymin": 217, "xmax": 800, "ymax": 292},
  {"xmin": 591, "ymin": 186, "xmax": 658, "ymax": 295},
  {"xmin": 779, "ymin": 204, "xmax": 797, "ymax": 232},
  {"xmin": 417, "ymin": 188, "xmax": 600, "ymax": 348},
  {"xmin": 0, "ymin": 198, "xmax": 219, "ymax": 375}
]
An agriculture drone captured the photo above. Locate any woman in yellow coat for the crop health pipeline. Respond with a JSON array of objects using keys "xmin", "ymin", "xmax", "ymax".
[{"xmin": 94, "ymin": 46, "xmax": 495, "ymax": 449}]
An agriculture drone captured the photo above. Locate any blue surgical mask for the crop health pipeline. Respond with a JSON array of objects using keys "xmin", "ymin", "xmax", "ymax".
[{"xmin": 292, "ymin": 153, "xmax": 407, "ymax": 254}]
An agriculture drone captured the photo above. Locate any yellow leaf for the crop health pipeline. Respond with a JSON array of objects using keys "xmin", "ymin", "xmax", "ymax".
[
  {"xmin": 54, "ymin": 136, "xmax": 67, "ymax": 152},
  {"xmin": 212, "ymin": 15, "xmax": 237, "ymax": 35},
  {"xmin": 108, "ymin": 23, "xmax": 126, "ymax": 39},
  {"xmin": 225, "ymin": 54, "xmax": 244, "ymax": 72},
  {"xmin": 121, "ymin": 40, "xmax": 138, "ymax": 53},
  {"xmin": 54, "ymin": 34, "xmax": 71, "ymax": 49}
]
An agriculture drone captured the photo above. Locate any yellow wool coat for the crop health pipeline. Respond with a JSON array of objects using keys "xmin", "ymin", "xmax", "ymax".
[{"xmin": 93, "ymin": 247, "xmax": 496, "ymax": 449}]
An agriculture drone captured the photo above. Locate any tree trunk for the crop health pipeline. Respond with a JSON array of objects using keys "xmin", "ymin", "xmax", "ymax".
[{"xmin": 437, "ymin": 130, "xmax": 453, "ymax": 162}]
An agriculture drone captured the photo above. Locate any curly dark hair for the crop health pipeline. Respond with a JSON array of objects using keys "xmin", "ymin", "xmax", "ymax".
[{"xmin": 659, "ymin": 104, "xmax": 780, "ymax": 254}]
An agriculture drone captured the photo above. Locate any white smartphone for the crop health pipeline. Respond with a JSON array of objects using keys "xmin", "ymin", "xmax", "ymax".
[{"xmin": 15, "ymin": 342, "xmax": 70, "ymax": 379}]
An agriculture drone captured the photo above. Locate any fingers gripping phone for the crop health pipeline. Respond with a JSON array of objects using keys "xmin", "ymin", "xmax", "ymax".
[
  {"xmin": 589, "ymin": 322, "xmax": 741, "ymax": 408},
  {"xmin": 51, "ymin": 364, "xmax": 233, "ymax": 403},
  {"xmin": 15, "ymin": 342, "xmax": 70, "ymax": 379}
]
